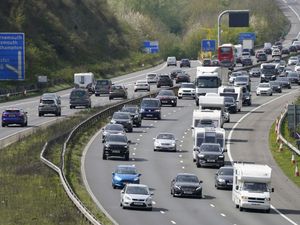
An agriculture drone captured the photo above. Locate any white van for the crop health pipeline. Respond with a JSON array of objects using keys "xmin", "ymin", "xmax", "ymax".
[
  {"xmin": 218, "ymin": 86, "xmax": 242, "ymax": 112},
  {"xmin": 167, "ymin": 56, "xmax": 177, "ymax": 66},
  {"xmin": 74, "ymin": 72, "xmax": 95, "ymax": 93}
]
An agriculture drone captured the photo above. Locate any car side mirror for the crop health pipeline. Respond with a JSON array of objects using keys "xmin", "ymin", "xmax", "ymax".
[
  {"xmin": 191, "ymin": 126, "xmax": 194, "ymax": 129},
  {"xmin": 271, "ymin": 188, "xmax": 274, "ymax": 192},
  {"xmin": 102, "ymin": 139, "xmax": 105, "ymax": 143},
  {"xmin": 138, "ymin": 173, "xmax": 141, "ymax": 177},
  {"xmin": 128, "ymin": 140, "xmax": 132, "ymax": 144},
  {"xmin": 235, "ymin": 185, "xmax": 239, "ymax": 190},
  {"xmin": 112, "ymin": 172, "xmax": 115, "ymax": 175},
  {"xmin": 223, "ymin": 149, "xmax": 227, "ymax": 153},
  {"xmin": 121, "ymin": 190, "xmax": 125, "ymax": 194},
  {"xmin": 150, "ymin": 192, "xmax": 154, "ymax": 196},
  {"xmin": 199, "ymin": 180, "xmax": 203, "ymax": 184}
]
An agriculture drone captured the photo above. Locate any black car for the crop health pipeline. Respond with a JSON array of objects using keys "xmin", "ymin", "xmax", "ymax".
[
  {"xmin": 241, "ymin": 57, "xmax": 253, "ymax": 67},
  {"xmin": 224, "ymin": 96, "xmax": 237, "ymax": 113},
  {"xmin": 281, "ymin": 48, "xmax": 290, "ymax": 55},
  {"xmin": 157, "ymin": 74, "xmax": 173, "ymax": 88},
  {"xmin": 269, "ymin": 81, "xmax": 282, "ymax": 93},
  {"xmin": 170, "ymin": 173, "xmax": 203, "ymax": 198},
  {"xmin": 111, "ymin": 112, "xmax": 133, "ymax": 132},
  {"xmin": 120, "ymin": 105, "xmax": 142, "ymax": 127},
  {"xmin": 196, "ymin": 143, "xmax": 226, "ymax": 168},
  {"xmin": 180, "ymin": 59, "xmax": 191, "ymax": 68},
  {"xmin": 140, "ymin": 98, "xmax": 161, "ymax": 120},
  {"xmin": 170, "ymin": 69, "xmax": 183, "ymax": 79},
  {"xmin": 202, "ymin": 58, "xmax": 211, "ymax": 66},
  {"xmin": 276, "ymin": 77, "xmax": 292, "ymax": 89},
  {"xmin": 156, "ymin": 89, "xmax": 177, "ymax": 107},
  {"xmin": 215, "ymin": 166, "xmax": 234, "ymax": 189},
  {"xmin": 242, "ymin": 86, "xmax": 252, "ymax": 106},
  {"xmin": 102, "ymin": 134, "xmax": 130, "ymax": 160},
  {"xmin": 274, "ymin": 41, "xmax": 283, "ymax": 50},
  {"xmin": 257, "ymin": 53, "xmax": 267, "ymax": 62},
  {"xmin": 289, "ymin": 45, "xmax": 297, "ymax": 53},
  {"xmin": 102, "ymin": 124, "xmax": 126, "ymax": 140},
  {"xmin": 175, "ymin": 73, "xmax": 190, "ymax": 83}
]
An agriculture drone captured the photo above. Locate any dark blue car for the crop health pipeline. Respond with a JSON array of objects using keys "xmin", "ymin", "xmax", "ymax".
[
  {"xmin": 140, "ymin": 98, "xmax": 161, "ymax": 120},
  {"xmin": 2, "ymin": 108, "xmax": 28, "ymax": 127},
  {"xmin": 112, "ymin": 165, "xmax": 141, "ymax": 189}
]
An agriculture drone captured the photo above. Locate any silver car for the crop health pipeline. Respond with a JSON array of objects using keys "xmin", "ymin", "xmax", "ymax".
[
  {"xmin": 120, "ymin": 184, "xmax": 153, "ymax": 210},
  {"xmin": 153, "ymin": 133, "xmax": 177, "ymax": 151},
  {"xmin": 256, "ymin": 83, "xmax": 273, "ymax": 96}
]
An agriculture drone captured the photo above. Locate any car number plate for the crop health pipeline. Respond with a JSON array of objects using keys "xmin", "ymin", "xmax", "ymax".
[
  {"xmin": 134, "ymin": 202, "xmax": 143, "ymax": 205},
  {"xmin": 184, "ymin": 191, "xmax": 193, "ymax": 194},
  {"xmin": 8, "ymin": 115, "xmax": 16, "ymax": 117},
  {"xmin": 207, "ymin": 159, "xmax": 215, "ymax": 162},
  {"xmin": 146, "ymin": 114, "xmax": 153, "ymax": 117},
  {"xmin": 112, "ymin": 150, "xmax": 120, "ymax": 153},
  {"xmin": 162, "ymin": 100, "xmax": 168, "ymax": 103}
]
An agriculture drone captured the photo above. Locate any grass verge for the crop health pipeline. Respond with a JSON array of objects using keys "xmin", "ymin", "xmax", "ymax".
[{"xmin": 269, "ymin": 123, "xmax": 300, "ymax": 188}]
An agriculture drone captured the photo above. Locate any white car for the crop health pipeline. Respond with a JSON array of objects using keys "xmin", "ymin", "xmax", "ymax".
[
  {"xmin": 229, "ymin": 72, "xmax": 242, "ymax": 84},
  {"xmin": 146, "ymin": 73, "xmax": 158, "ymax": 84},
  {"xmin": 178, "ymin": 82, "xmax": 196, "ymax": 99},
  {"xmin": 272, "ymin": 49, "xmax": 281, "ymax": 58},
  {"xmin": 288, "ymin": 56, "xmax": 299, "ymax": 66},
  {"xmin": 153, "ymin": 133, "xmax": 177, "ymax": 151},
  {"xmin": 167, "ymin": 56, "xmax": 177, "ymax": 66},
  {"xmin": 294, "ymin": 63, "xmax": 300, "ymax": 72},
  {"xmin": 256, "ymin": 83, "xmax": 273, "ymax": 96},
  {"xmin": 134, "ymin": 80, "xmax": 150, "ymax": 92},
  {"xmin": 120, "ymin": 184, "xmax": 153, "ymax": 210}
]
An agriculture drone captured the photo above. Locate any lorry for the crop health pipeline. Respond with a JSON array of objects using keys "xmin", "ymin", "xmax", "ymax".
[
  {"xmin": 74, "ymin": 72, "xmax": 95, "ymax": 94},
  {"xmin": 195, "ymin": 66, "xmax": 228, "ymax": 106},
  {"xmin": 242, "ymin": 39, "xmax": 255, "ymax": 56},
  {"xmin": 192, "ymin": 127, "xmax": 226, "ymax": 162},
  {"xmin": 234, "ymin": 44, "xmax": 243, "ymax": 64},
  {"xmin": 192, "ymin": 109, "xmax": 223, "ymax": 137},
  {"xmin": 232, "ymin": 163, "xmax": 274, "ymax": 213}
]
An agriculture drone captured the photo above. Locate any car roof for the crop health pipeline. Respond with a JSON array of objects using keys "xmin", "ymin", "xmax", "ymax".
[
  {"xmin": 157, "ymin": 132, "xmax": 175, "ymax": 136},
  {"xmin": 176, "ymin": 173, "xmax": 197, "ymax": 177},
  {"xmin": 117, "ymin": 165, "xmax": 136, "ymax": 169},
  {"xmin": 125, "ymin": 183, "xmax": 148, "ymax": 188},
  {"xmin": 4, "ymin": 107, "xmax": 22, "ymax": 111}
]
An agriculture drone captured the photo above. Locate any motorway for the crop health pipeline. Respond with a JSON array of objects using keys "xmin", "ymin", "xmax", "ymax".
[{"xmin": 0, "ymin": 0, "xmax": 299, "ymax": 224}]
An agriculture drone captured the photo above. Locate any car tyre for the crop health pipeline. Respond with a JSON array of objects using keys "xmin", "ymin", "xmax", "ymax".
[
  {"xmin": 265, "ymin": 208, "xmax": 271, "ymax": 213},
  {"xmin": 102, "ymin": 153, "xmax": 107, "ymax": 160},
  {"xmin": 125, "ymin": 152, "xmax": 129, "ymax": 161},
  {"xmin": 239, "ymin": 207, "xmax": 243, "ymax": 211},
  {"xmin": 39, "ymin": 113, "xmax": 43, "ymax": 117},
  {"xmin": 2, "ymin": 123, "xmax": 6, "ymax": 127},
  {"xmin": 196, "ymin": 160, "xmax": 201, "ymax": 168},
  {"xmin": 178, "ymin": 96, "xmax": 182, "ymax": 99}
]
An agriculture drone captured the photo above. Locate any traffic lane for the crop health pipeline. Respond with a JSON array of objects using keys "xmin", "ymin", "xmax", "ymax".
[
  {"xmin": 228, "ymin": 86, "xmax": 300, "ymax": 224},
  {"xmin": 83, "ymin": 102, "xmax": 197, "ymax": 225},
  {"xmin": 84, "ymin": 100, "xmax": 234, "ymax": 225}
]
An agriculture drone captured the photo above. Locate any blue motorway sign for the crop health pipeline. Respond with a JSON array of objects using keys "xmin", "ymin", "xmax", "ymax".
[
  {"xmin": 238, "ymin": 32, "xmax": 256, "ymax": 42},
  {"xmin": 0, "ymin": 33, "xmax": 25, "ymax": 81},
  {"xmin": 201, "ymin": 39, "xmax": 216, "ymax": 52},
  {"xmin": 143, "ymin": 40, "xmax": 159, "ymax": 54}
]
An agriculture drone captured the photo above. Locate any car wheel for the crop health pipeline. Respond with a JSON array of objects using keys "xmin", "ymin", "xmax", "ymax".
[
  {"xmin": 95, "ymin": 94, "xmax": 99, "ymax": 97},
  {"xmin": 172, "ymin": 103, "xmax": 177, "ymax": 107},
  {"xmin": 235, "ymin": 204, "xmax": 239, "ymax": 209},
  {"xmin": 157, "ymin": 116, "xmax": 161, "ymax": 120},
  {"xmin": 128, "ymin": 128, "xmax": 133, "ymax": 133},
  {"xmin": 178, "ymin": 96, "xmax": 182, "ymax": 99},
  {"xmin": 154, "ymin": 148, "xmax": 157, "ymax": 152},
  {"xmin": 265, "ymin": 208, "xmax": 271, "ymax": 213},
  {"xmin": 199, "ymin": 192, "xmax": 203, "ymax": 199},
  {"xmin": 157, "ymin": 85, "xmax": 160, "ymax": 88},
  {"xmin": 270, "ymin": 93, "xmax": 273, "ymax": 96},
  {"xmin": 70, "ymin": 105, "xmax": 74, "ymax": 109},
  {"xmin": 109, "ymin": 97, "xmax": 112, "ymax": 100},
  {"xmin": 102, "ymin": 153, "xmax": 107, "ymax": 160},
  {"xmin": 39, "ymin": 113, "xmax": 43, "ymax": 117},
  {"xmin": 125, "ymin": 152, "xmax": 129, "ymax": 161},
  {"xmin": 112, "ymin": 184, "xmax": 116, "ymax": 189},
  {"xmin": 2, "ymin": 123, "xmax": 6, "ymax": 127},
  {"xmin": 196, "ymin": 160, "xmax": 201, "ymax": 168},
  {"xmin": 137, "ymin": 122, "xmax": 142, "ymax": 127},
  {"xmin": 24, "ymin": 121, "xmax": 28, "ymax": 127},
  {"xmin": 239, "ymin": 207, "xmax": 243, "ymax": 212},
  {"xmin": 122, "ymin": 205, "xmax": 127, "ymax": 209},
  {"xmin": 193, "ymin": 158, "xmax": 196, "ymax": 162}
]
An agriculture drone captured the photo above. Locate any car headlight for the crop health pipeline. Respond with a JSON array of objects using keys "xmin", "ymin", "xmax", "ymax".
[
  {"xmin": 265, "ymin": 197, "xmax": 271, "ymax": 201},
  {"xmin": 124, "ymin": 145, "xmax": 128, "ymax": 148},
  {"xmin": 218, "ymin": 178, "xmax": 225, "ymax": 183},
  {"xmin": 174, "ymin": 185, "xmax": 181, "ymax": 190},
  {"xmin": 134, "ymin": 115, "xmax": 138, "ymax": 118},
  {"xmin": 124, "ymin": 195, "xmax": 132, "ymax": 201},
  {"xmin": 241, "ymin": 196, "xmax": 248, "ymax": 200},
  {"xmin": 140, "ymin": 109, "xmax": 145, "ymax": 113},
  {"xmin": 198, "ymin": 153, "xmax": 205, "ymax": 158},
  {"xmin": 196, "ymin": 186, "xmax": 202, "ymax": 191},
  {"xmin": 114, "ymin": 176, "xmax": 122, "ymax": 181},
  {"xmin": 191, "ymin": 89, "xmax": 195, "ymax": 93},
  {"xmin": 218, "ymin": 155, "xmax": 224, "ymax": 158},
  {"xmin": 134, "ymin": 177, "xmax": 139, "ymax": 181},
  {"xmin": 154, "ymin": 109, "xmax": 160, "ymax": 112},
  {"xmin": 261, "ymin": 74, "xmax": 265, "ymax": 78},
  {"xmin": 111, "ymin": 119, "xmax": 116, "ymax": 124}
]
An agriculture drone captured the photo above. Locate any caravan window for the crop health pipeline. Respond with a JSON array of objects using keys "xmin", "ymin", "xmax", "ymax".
[
  {"xmin": 243, "ymin": 182, "xmax": 268, "ymax": 192},
  {"xmin": 220, "ymin": 93, "xmax": 238, "ymax": 101}
]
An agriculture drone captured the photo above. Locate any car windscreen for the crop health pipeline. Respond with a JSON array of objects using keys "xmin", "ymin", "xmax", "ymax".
[
  {"xmin": 218, "ymin": 168, "xmax": 233, "ymax": 176},
  {"xmin": 235, "ymin": 77, "xmax": 248, "ymax": 82},
  {"xmin": 96, "ymin": 80, "xmax": 109, "ymax": 85},
  {"xmin": 105, "ymin": 124, "xmax": 124, "ymax": 131},
  {"xmin": 126, "ymin": 186, "xmax": 148, "ymax": 195},
  {"xmin": 176, "ymin": 175, "xmax": 199, "ymax": 183},
  {"xmin": 116, "ymin": 167, "xmax": 137, "ymax": 174},
  {"xmin": 243, "ymin": 182, "xmax": 268, "ymax": 192},
  {"xmin": 220, "ymin": 93, "xmax": 238, "ymax": 101},
  {"xmin": 147, "ymin": 74, "xmax": 156, "ymax": 78},
  {"xmin": 106, "ymin": 135, "xmax": 127, "ymax": 143},
  {"xmin": 141, "ymin": 100, "xmax": 160, "ymax": 107},
  {"xmin": 70, "ymin": 90, "xmax": 87, "ymax": 98},
  {"xmin": 113, "ymin": 113, "xmax": 130, "ymax": 119},
  {"xmin": 158, "ymin": 91, "xmax": 174, "ymax": 96},
  {"xmin": 200, "ymin": 144, "xmax": 221, "ymax": 152},
  {"xmin": 196, "ymin": 77, "xmax": 219, "ymax": 88},
  {"xmin": 121, "ymin": 107, "xmax": 136, "ymax": 113},
  {"xmin": 181, "ymin": 83, "xmax": 195, "ymax": 88},
  {"xmin": 111, "ymin": 86, "xmax": 123, "ymax": 91},
  {"xmin": 224, "ymin": 97, "xmax": 235, "ymax": 103},
  {"xmin": 157, "ymin": 134, "xmax": 175, "ymax": 140}
]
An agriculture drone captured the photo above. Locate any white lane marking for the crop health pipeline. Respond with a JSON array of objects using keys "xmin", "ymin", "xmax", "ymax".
[
  {"xmin": 143, "ymin": 130, "xmax": 146, "ymax": 133},
  {"xmin": 184, "ymin": 132, "xmax": 187, "ymax": 135},
  {"xmin": 160, "ymin": 210, "xmax": 165, "ymax": 214},
  {"xmin": 179, "ymin": 155, "xmax": 182, "ymax": 158},
  {"xmin": 133, "ymin": 147, "xmax": 136, "ymax": 150},
  {"xmin": 180, "ymin": 160, "xmax": 183, "ymax": 163},
  {"xmin": 220, "ymin": 213, "xmax": 226, "ymax": 217},
  {"xmin": 152, "ymin": 201, "xmax": 156, "ymax": 205},
  {"xmin": 182, "ymin": 166, "xmax": 185, "ymax": 169},
  {"xmin": 137, "ymin": 139, "xmax": 140, "ymax": 141},
  {"xmin": 182, "ymin": 136, "xmax": 185, "ymax": 139},
  {"xmin": 132, "ymin": 164, "xmax": 135, "ymax": 167},
  {"xmin": 210, "ymin": 204, "xmax": 215, "ymax": 208},
  {"xmin": 139, "ymin": 134, "xmax": 143, "ymax": 137},
  {"xmin": 132, "ymin": 153, "xmax": 136, "ymax": 156},
  {"xmin": 168, "ymin": 113, "xmax": 171, "ymax": 115},
  {"xmin": 227, "ymin": 88, "xmax": 300, "ymax": 225},
  {"xmin": 150, "ymin": 124, "xmax": 153, "ymax": 126},
  {"xmin": 171, "ymin": 221, "xmax": 176, "ymax": 225},
  {"xmin": 179, "ymin": 144, "xmax": 182, "ymax": 147},
  {"xmin": 173, "ymin": 110, "xmax": 176, "ymax": 113},
  {"xmin": 132, "ymin": 158, "xmax": 135, "ymax": 161},
  {"xmin": 180, "ymin": 140, "xmax": 183, "ymax": 143},
  {"xmin": 163, "ymin": 115, "xmax": 167, "ymax": 117},
  {"xmin": 146, "ymin": 127, "xmax": 150, "ymax": 129}
]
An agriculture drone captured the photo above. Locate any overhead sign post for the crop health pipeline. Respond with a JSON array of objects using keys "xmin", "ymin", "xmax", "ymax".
[{"xmin": 0, "ymin": 33, "xmax": 25, "ymax": 81}]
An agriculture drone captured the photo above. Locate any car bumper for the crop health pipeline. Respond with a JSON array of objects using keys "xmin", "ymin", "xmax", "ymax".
[
  {"xmin": 215, "ymin": 181, "xmax": 233, "ymax": 189},
  {"xmin": 2, "ymin": 117, "xmax": 25, "ymax": 124},
  {"xmin": 159, "ymin": 99, "xmax": 177, "ymax": 105},
  {"xmin": 173, "ymin": 188, "xmax": 202, "ymax": 197},
  {"xmin": 178, "ymin": 92, "xmax": 195, "ymax": 98},
  {"xmin": 197, "ymin": 158, "xmax": 224, "ymax": 167},
  {"xmin": 240, "ymin": 200, "xmax": 270, "ymax": 211},
  {"xmin": 154, "ymin": 145, "xmax": 176, "ymax": 151},
  {"xmin": 122, "ymin": 200, "xmax": 152, "ymax": 209},
  {"xmin": 141, "ymin": 111, "xmax": 161, "ymax": 119}
]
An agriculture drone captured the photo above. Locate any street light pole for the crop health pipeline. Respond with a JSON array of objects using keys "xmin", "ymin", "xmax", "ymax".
[{"xmin": 217, "ymin": 9, "xmax": 250, "ymax": 47}]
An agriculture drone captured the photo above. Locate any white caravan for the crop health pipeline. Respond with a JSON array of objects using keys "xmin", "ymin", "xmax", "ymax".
[
  {"xmin": 232, "ymin": 163, "xmax": 274, "ymax": 213},
  {"xmin": 192, "ymin": 109, "xmax": 223, "ymax": 136},
  {"xmin": 218, "ymin": 86, "xmax": 243, "ymax": 112},
  {"xmin": 195, "ymin": 66, "xmax": 228, "ymax": 106},
  {"xmin": 192, "ymin": 127, "xmax": 226, "ymax": 161},
  {"xmin": 74, "ymin": 72, "xmax": 95, "ymax": 93}
]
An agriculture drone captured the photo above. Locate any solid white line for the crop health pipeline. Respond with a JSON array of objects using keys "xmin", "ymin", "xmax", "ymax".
[
  {"xmin": 227, "ymin": 88, "xmax": 299, "ymax": 225},
  {"xmin": 282, "ymin": 0, "xmax": 300, "ymax": 38}
]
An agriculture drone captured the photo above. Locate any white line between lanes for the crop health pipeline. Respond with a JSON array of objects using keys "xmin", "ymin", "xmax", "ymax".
[{"xmin": 227, "ymin": 88, "xmax": 299, "ymax": 225}]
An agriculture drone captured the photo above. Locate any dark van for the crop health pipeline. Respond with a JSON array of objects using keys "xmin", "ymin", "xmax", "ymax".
[
  {"xmin": 140, "ymin": 98, "xmax": 161, "ymax": 120},
  {"xmin": 95, "ymin": 79, "xmax": 112, "ymax": 96},
  {"xmin": 69, "ymin": 88, "xmax": 91, "ymax": 109}
]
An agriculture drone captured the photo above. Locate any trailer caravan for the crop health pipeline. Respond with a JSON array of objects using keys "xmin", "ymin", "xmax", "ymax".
[
  {"xmin": 218, "ymin": 86, "xmax": 243, "ymax": 112},
  {"xmin": 232, "ymin": 163, "xmax": 274, "ymax": 213},
  {"xmin": 74, "ymin": 72, "xmax": 95, "ymax": 94}
]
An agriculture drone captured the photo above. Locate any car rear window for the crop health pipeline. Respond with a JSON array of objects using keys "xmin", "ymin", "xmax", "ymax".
[
  {"xmin": 141, "ymin": 99, "xmax": 160, "ymax": 107},
  {"xmin": 97, "ymin": 80, "xmax": 109, "ymax": 85},
  {"xmin": 5, "ymin": 109, "xmax": 20, "ymax": 113},
  {"xmin": 71, "ymin": 90, "xmax": 88, "ymax": 97},
  {"xmin": 42, "ymin": 100, "xmax": 55, "ymax": 104}
]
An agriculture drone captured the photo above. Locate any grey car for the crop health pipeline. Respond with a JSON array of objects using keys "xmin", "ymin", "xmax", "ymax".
[
  {"xmin": 109, "ymin": 85, "xmax": 128, "ymax": 100},
  {"xmin": 215, "ymin": 166, "xmax": 234, "ymax": 189},
  {"xmin": 38, "ymin": 98, "xmax": 61, "ymax": 116},
  {"xmin": 120, "ymin": 105, "xmax": 142, "ymax": 127},
  {"xmin": 111, "ymin": 112, "xmax": 133, "ymax": 132},
  {"xmin": 69, "ymin": 88, "xmax": 92, "ymax": 109}
]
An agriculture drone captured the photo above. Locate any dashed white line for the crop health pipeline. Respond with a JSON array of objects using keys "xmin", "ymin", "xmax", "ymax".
[
  {"xmin": 180, "ymin": 160, "xmax": 183, "ymax": 163},
  {"xmin": 182, "ymin": 136, "xmax": 185, "ymax": 139},
  {"xmin": 139, "ymin": 134, "xmax": 143, "ymax": 137},
  {"xmin": 179, "ymin": 155, "xmax": 182, "ymax": 158},
  {"xmin": 160, "ymin": 210, "xmax": 165, "ymax": 214},
  {"xmin": 132, "ymin": 153, "xmax": 136, "ymax": 156},
  {"xmin": 182, "ymin": 166, "xmax": 185, "ymax": 169},
  {"xmin": 171, "ymin": 221, "xmax": 176, "ymax": 225},
  {"xmin": 220, "ymin": 213, "xmax": 226, "ymax": 217},
  {"xmin": 137, "ymin": 139, "xmax": 140, "ymax": 141},
  {"xmin": 210, "ymin": 204, "xmax": 215, "ymax": 207}
]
